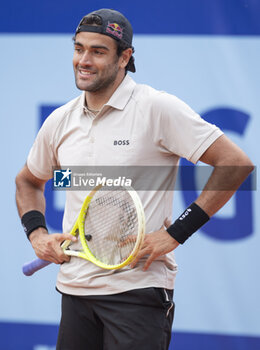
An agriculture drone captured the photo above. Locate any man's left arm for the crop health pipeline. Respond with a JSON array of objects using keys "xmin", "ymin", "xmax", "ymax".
[
  {"xmin": 131, "ymin": 134, "xmax": 254, "ymax": 271},
  {"xmin": 194, "ymin": 134, "xmax": 254, "ymax": 215}
]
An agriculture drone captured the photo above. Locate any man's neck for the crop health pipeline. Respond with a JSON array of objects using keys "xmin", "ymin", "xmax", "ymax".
[{"xmin": 85, "ymin": 72, "xmax": 125, "ymax": 112}]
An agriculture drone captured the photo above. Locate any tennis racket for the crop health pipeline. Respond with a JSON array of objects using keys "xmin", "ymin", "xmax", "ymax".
[{"xmin": 23, "ymin": 184, "xmax": 145, "ymax": 276}]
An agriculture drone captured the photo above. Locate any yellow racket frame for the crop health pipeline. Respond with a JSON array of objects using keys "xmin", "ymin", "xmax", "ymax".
[{"xmin": 61, "ymin": 185, "xmax": 145, "ymax": 270}]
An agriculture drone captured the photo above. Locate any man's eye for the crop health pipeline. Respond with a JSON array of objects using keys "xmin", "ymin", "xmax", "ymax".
[
  {"xmin": 75, "ymin": 48, "xmax": 82, "ymax": 53},
  {"xmin": 94, "ymin": 50, "xmax": 104, "ymax": 55}
]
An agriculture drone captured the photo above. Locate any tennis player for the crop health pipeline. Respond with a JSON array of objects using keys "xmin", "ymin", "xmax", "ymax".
[{"xmin": 15, "ymin": 8, "xmax": 253, "ymax": 350}]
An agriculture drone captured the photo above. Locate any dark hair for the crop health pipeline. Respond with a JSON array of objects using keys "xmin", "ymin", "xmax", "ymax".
[
  {"xmin": 75, "ymin": 14, "xmax": 135, "ymax": 73},
  {"xmin": 116, "ymin": 41, "xmax": 135, "ymax": 74}
]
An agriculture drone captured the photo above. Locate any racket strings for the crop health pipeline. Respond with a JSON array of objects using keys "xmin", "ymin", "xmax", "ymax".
[{"xmin": 84, "ymin": 188, "xmax": 138, "ymax": 265}]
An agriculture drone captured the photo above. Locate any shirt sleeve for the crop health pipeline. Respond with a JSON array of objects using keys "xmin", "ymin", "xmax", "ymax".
[
  {"xmin": 27, "ymin": 110, "xmax": 59, "ymax": 180},
  {"xmin": 153, "ymin": 92, "xmax": 223, "ymax": 163}
]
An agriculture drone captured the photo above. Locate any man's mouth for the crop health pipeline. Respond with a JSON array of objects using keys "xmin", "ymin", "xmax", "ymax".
[{"xmin": 78, "ymin": 68, "xmax": 96, "ymax": 76}]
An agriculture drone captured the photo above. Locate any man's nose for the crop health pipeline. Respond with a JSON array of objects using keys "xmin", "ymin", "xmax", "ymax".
[{"xmin": 79, "ymin": 50, "xmax": 92, "ymax": 65}]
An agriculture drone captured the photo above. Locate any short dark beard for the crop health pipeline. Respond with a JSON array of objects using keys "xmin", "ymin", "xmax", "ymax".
[{"xmin": 75, "ymin": 56, "xmax": 120, "ymax": 93}]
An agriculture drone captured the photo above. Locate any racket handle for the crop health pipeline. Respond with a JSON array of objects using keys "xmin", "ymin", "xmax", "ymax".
[{"xmin": 22, "ymin": 258, "xmax": 52, "ymax": 276}]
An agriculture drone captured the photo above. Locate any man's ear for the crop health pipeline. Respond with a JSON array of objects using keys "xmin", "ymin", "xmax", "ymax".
[{"xmin": 119, "ymin": 48, "xmax": 133, "ymax": 69}]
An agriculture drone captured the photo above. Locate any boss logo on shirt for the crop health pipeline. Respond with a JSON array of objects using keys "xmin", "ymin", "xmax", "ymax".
[{"xmin": 113, "ymin": 140, "xmax": 130, "ymax": 146}]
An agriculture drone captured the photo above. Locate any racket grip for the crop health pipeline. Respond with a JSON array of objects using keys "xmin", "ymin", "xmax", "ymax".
[{"xmin": 22, "ymin": 258, "xmax": 52, "ymax": 276}]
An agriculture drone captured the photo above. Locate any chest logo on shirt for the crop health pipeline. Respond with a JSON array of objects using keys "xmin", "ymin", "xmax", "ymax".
[{"xmin": 113, "ymin": 140, "xmax": 130, "ymax": 146}]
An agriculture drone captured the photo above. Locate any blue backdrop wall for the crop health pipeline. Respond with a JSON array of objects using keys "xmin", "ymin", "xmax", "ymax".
[{"xmin": 0, "ymin": 1, "xmax": 259, "ymax": 349}]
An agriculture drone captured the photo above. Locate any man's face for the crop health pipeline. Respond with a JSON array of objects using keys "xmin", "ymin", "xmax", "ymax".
[{"xmin": 73, "ymin": 32, "xmax": 120, "ymax": 92}]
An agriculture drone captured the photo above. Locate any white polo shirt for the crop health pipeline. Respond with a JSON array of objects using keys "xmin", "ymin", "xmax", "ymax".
[{"xmin": 27, "ymin": 74, "xmax": 223, "ymax": 295}]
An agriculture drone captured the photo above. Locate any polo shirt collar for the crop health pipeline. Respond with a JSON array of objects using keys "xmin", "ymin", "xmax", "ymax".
[
  {"xmin": 81, "ymin": 74, "xmax": 136, "ymax": 114},
  {"xmin": 105, "ymin": 74, "xmax": 136, "ymax": 110},
  {"xmin": 81, "ymin": 93, "xmax": 88, "ymax": 114}
]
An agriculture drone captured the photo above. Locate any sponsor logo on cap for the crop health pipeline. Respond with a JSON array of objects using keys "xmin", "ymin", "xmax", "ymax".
[{"xmin": 106, "ymin": 22, "xmax": 123, "ymax": 39}]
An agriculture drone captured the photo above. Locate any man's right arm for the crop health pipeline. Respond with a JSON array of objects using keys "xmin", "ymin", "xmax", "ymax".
[{"xmin": 16, "ymin": 165, "xmax": 75, "ymax": 264}]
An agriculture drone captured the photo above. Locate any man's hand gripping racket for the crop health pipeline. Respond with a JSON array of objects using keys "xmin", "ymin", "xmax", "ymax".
[{"xmin": 23, "ymin": 184, "xmax": 145, "ymax": 276}]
